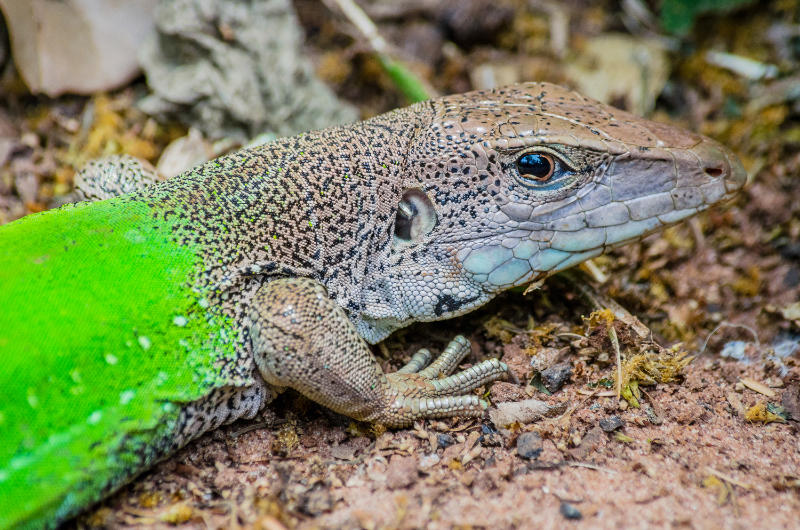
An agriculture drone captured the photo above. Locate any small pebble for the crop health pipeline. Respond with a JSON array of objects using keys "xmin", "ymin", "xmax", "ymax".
[
  {"xmin": 418, "ymin": 453, "xmax": 440, "ymax": 471},
  {"xmin": 644, "ymin": 405, "xmax": 663, "ymax": 425},
  {"xmin": 540, "ymin": 363, "xmax": 573, "ymax": 392},
  {"xmin": 300, "ymin": 489, "xmax": 332, "ymax": 516},
  {"xmin": 437, "ymin": 433, "xmax": 456, "ymax": 449},
  {"xmin": 480, "ymin": 432, "xmax": 503, "ymax": 447},
  {"xmin": 599, "ymin": 415, "xmax": 624, "ymax": 432},
  {"xmin": 385, "ymin": 456, "xmax": 417, "ymax": 489},
  {"xmin": 516, "ymin": 432, "xmax": 543, "ymax": 460},
  {"xmin": 560, "ymin": 501, "xmax": 582, "ymax": 520}
]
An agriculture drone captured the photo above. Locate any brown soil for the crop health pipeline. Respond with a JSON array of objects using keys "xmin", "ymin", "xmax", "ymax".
[{"xmin": 79, "ymin": 347, "xmax": 800, "ymax": 529}]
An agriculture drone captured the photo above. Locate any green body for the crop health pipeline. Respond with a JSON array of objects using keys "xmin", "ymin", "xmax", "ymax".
[{"xmin": 0, "ymin": 198, "xmax": 237, "ymax": 528}]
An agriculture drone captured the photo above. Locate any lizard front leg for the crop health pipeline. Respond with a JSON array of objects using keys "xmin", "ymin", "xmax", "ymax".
[
  {"xmin": 249, "ymin": 277, "xmax": 508, "ymax": 427},
  {"xmin": 74, "ymin": 154, "xmax": 161, "ymax": 201}
]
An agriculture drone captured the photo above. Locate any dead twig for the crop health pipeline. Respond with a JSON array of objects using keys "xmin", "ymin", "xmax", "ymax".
[
  {"xmin": 704, "ymin": 467, "xmax": 753, "ymax": 490},
  {"xmin": 608, "ymin": 324, "xmax": 623, "ymax": 399},
  {"xmin": 700, "ymin": 321, "xmax": 761, "ymax": 354},
  {"xmin": 323, "ymin": 0, "xmax": 436, "ymax": 101},
  {"xmin": 566, "ymin": 461, "xmax": 618, "ymax": 474}
]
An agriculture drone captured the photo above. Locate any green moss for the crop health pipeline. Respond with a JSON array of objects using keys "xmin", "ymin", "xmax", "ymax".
[{"xmin": 0, "ymin": 198, "xmax": 237, "ymax": 528}]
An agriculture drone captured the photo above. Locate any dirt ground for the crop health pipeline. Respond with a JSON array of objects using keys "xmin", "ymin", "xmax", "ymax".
[
  {"xmin": 1, "ymin": 0, "xmax": 799, "ymax": 528},
  {"xmin": 77, "ymin": 296, "xmax": 800, "ymax": 529}
]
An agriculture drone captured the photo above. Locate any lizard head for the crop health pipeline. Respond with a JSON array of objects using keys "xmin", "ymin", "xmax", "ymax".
[{"xmin": 358, "ymin": 82, "xmax": 745, "ymax": 341}]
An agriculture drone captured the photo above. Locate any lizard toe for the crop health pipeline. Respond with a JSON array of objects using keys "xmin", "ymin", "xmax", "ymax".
[
  {"xmin": 396, "ymin": 347, "xmax": 433, "ymax": 374},
  {"xmin": 373, "ymin": 393, "xmax": 488, "ymax": 427}
]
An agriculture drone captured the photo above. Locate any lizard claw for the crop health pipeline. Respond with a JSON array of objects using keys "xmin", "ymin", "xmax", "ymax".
[{"xmin": 372, "ymin": 336, "xmax": 508, "ymax": 426}]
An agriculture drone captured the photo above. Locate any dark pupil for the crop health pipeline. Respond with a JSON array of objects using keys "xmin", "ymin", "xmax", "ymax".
[{"xmin": 517, "ymin": 154, "xmax": 551, "ymax": 179}]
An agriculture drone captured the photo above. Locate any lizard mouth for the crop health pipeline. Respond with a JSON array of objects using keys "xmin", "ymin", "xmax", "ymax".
[{"xmin": 458, "ymin": 196, "xmax": 729, "ymax": 293}]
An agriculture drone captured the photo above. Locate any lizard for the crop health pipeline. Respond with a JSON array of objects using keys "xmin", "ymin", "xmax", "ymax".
[{"xmin": 0, "ymin": 82, "xmax": 746, "ymax": 528}]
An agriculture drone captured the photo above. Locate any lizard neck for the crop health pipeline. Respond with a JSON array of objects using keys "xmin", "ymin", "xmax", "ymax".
[{"xmin": 141, "ymin": 107, "xmax": 426, "ymax": 314}]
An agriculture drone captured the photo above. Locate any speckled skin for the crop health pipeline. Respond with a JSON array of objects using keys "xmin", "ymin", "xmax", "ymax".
[
  {"xmin": 119, "ymin": 82, "xmax": 743, "ymax": 429},
  {"xmin": 84, "ymin": 82, "xmax": 745, "ymax": 429},
  {"xmin": 9, "ymin": 82, "xmax": 745, "ymax": 527}
]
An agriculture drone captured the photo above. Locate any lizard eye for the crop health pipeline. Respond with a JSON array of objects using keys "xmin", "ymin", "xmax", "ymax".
[
  {"xmin": 512, "ymin": 150, "xmax": 579, "ymax": 190},
  {"xmin": 516, "ymin": 153, "xmax": 554, "ymax": 182}
]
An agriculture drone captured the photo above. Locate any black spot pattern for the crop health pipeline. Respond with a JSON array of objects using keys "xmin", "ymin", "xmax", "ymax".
[{"xmin": 98, "ymin": 81, "xmax": 737, "ymax": 461}]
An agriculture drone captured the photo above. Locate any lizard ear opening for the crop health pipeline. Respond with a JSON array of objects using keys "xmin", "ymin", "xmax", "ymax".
[{"xmin": 394, "ymin": 189, "xmax": 437, "ymax": 242}]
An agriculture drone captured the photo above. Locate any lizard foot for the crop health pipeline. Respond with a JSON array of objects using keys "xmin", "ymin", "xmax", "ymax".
[
  {"xmin": 74, "ymin": 154, "xmax": 161, "ymax": 201},
  {"xmin": 373, "ymin": 335, "xmax": 508, "ymax": 426},
  {"xmin": 251, "ymin": 278, "xmax": 508, "ymax": 428}
]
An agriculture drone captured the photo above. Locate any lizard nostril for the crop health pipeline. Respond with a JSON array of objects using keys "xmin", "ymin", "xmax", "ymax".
[{"xmin": 704, "ymin": 165, "xmax": 724, "ymax": 178}]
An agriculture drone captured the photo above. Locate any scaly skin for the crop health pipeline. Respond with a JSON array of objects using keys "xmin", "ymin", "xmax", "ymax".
[{"xmin": 0, "ymin": 83, "xmax": 745, "ymax": 528}]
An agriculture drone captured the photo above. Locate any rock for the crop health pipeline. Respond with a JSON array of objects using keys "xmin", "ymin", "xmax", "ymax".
[
  {"xmin": 489, "ymin": 381, "xmax": 529, "ymax": 403},
  {"xmin": 529, "ymin": 346, "xmax": 570, "ymax": 373},
  {"xmin": 782, "ymin": 382, "xmax": 800, "ymax": 421},
  {"xmin": 437, "ymin": 0, "xmax": 513, "ymax": 46},
  {"xmin": 568, "ymin": 426, "xmax": 607, "ymax": 460},
  {"xmin": 540, "ymin": 363, "xmax": 573, "ymax": 392},
  {"xmin": 13, "ymin": 171, "xmax": 37, "ymax": 205},
  {"xmin": 329, "ymin": 444, "xmax": 356, "ymax": 461},
  {"xmin": 437, "ymin": 433, "xmax": 456, "ymax": 449},
  {"xmin": 393, "ymin": 21, "xmax": 444, "ymax": 64},
  {"xmin": 300, "ymin": 487, "xmax": 332, "ymax": 516},
  {"xmin": 780, "ymin": 302, "xmax": 800, "ymax": 322},
  {"xmin": 0, "ymin": 0, "xmax": 157, "ymax": 96},
  {"xmin": 156, "ymin": 128, "xmax": 213, "ymax": 178},
  {"xmin": 489, "ymin": 398, "xmax": 569, "ymax": 428},
  {"xmin": 643, "ymin": 405, "xmax": 663, "ymax": 425},
  {"xmin": 599, "ymin": 415, "xmax": 624, "ymax": 432},
  {"xmin": 440, "ymin": 443, "xmax": 463, "ymax": 466},
  {"xmin": 480, "ymin": 424, "xmax": 503, "ymax": 446},
  {"xmin": 417, "ymin": 453, "xmax": 440, "ymax": 471},
  {"xmin": 137, "ymin": 0, "xmax": 356, "ymax": 142},
  {"xmin": 516, "ymin": 432, "xmax": 543, "ymax": 460},
  {"xmin": 480, "ymin": 432, "xmax": 503, "ymax": 447},
  {"xmin": 560, "ymin": 501, "xmax": 582, "ymax": 520},
  {"xmin": 385, "ymin": 455, "xmax": 417, "ymax": 489}
]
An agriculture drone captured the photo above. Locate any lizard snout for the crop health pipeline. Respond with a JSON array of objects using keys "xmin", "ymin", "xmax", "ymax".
[{"xmin": 690, "ymin": 136, "xmax": 747, "ymax": 194}]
